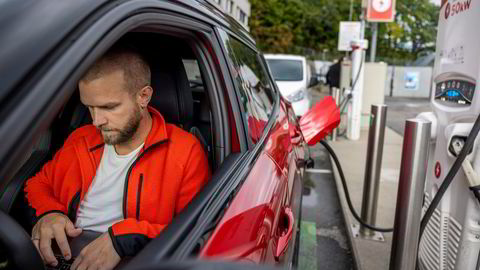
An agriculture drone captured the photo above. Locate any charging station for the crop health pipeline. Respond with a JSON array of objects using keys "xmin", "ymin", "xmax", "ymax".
[{"xmin": 418, "ymin": 1, "xmax": 480, "ymax": 269}]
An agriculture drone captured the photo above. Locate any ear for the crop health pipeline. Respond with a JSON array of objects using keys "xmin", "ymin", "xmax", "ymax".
[{"xmin": 137, "ymin": 85, "xmax": 153, "ymax": 109}]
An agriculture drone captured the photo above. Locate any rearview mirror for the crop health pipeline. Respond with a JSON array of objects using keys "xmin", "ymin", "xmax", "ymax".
[{"xmin": 299, "ymin": 96, "xmax": 340, "ymax": 145}]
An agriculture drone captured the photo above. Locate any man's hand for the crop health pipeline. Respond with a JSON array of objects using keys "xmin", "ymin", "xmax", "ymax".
[
  {"xmin": 31, "ymin": 212, "xmax": 82, "ymax": 266},
  {"xmin": 71, "ymin": 232, "xmax": 120, "ymax": 270}
]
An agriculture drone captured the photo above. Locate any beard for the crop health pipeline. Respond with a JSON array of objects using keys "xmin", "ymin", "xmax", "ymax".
[{"xmin": 100, "ymin": 107, "xmax": 142, "ymax": 145}]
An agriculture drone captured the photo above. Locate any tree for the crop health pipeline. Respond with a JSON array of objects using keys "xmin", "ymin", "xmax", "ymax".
[{"xmin": 248, "ymin": 0, "xmax": 439, "ymax": 65}]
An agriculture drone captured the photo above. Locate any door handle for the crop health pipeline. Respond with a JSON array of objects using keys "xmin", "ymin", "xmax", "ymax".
[{"xmin": 275, "ymin": 207, "xmax": 295, "ymax": 260}]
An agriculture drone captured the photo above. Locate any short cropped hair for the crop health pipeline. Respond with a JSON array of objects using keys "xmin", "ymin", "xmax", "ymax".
[{"xmin": 80, "ymin": 45, "xmax": 151, "ymax": 94}]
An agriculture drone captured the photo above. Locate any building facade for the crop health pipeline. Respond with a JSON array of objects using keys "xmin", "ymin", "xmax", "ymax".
[{"xmin": 208, "ymin": 0, "xmax": 251, "ymax": 30}]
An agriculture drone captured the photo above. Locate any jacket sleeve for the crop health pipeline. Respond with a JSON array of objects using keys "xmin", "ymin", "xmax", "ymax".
[
  {"xmin": 24, "ymin": 146, "xmax": 70, "ymax": 222},
  {"xmin": 109, "ymin": 141, "xmax": 211, "ymax": 257}
]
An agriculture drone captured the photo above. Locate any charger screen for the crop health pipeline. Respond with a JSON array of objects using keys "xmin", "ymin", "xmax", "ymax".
[{"xmin": 435, "ymin": 79, "xmax": 475, "ymax": 105}]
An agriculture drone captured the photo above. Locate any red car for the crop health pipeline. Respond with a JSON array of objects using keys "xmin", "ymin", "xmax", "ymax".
[{"xmin": 0, "ymin": 1, "xmax": 339, "ymax": 269}]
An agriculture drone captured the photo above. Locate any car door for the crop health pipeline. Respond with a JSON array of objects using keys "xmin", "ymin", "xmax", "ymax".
[{"xmin": 199, "ymin": 29, "xmax": 302, "ymax": 268}]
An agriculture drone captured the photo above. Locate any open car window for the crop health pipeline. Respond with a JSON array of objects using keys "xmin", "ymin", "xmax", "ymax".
[{"xmin": 183, "ymin": 59, "xmax": 204, "ymax": 90}]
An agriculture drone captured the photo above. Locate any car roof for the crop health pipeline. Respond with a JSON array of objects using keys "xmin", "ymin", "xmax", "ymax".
[
  {"xmin": 0, "ymin": 0, "xmax": 254, "ymax": 103},
  {"xmin": 0, "ymin": 0, "xmax": 107, "ymax": 101},
  {"xmin": 263, "ymin": 54, "xmax": 307, "ymax": 61}
]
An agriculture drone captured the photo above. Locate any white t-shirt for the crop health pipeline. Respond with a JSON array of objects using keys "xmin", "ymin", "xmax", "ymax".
[{"xmin": 75, "ymin": 143, "xmax": 144, "ymax": 232}]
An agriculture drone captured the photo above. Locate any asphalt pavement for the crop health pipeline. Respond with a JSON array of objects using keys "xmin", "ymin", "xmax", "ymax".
[{"xmin": 299, "ymin": 143, "xmax": 356, "ymax": 270}]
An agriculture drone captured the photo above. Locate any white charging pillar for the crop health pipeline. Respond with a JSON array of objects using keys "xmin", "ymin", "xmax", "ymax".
[{"xmin": 347, "ymin": 39, "xmax": 369, "ymax": 140}]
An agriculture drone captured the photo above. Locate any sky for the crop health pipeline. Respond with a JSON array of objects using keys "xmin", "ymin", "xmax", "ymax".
[{"xmin": 430, "ymin": 0, "xmax": 440, "ymax": 6}]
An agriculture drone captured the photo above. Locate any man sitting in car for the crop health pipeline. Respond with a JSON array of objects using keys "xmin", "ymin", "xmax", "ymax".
[{"xmin": 24, "ymin": 45, "xmax": 210, "ymax": 270}]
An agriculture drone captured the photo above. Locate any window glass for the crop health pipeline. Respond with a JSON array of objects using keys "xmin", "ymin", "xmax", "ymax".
[
  {"xmin": 238, "ymin": 9, "xmax": 246, "ymax": 24},
  {"xmin": 266, "ymin": 59, "xmax": 303, "ymax": 81},
  {"xmin": 220, "ymin": 32, "xmax": 275, "ymax": 144},
  {"xmin": 226, "ymin": 0, "xmax": 233, "ymax": 14},
  {"xmin": 182, "ymin": 59, "xmax": 203, "ymax": 90}
]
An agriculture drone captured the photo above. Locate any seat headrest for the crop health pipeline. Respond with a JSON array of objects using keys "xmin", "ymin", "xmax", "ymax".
[{"xmin": 150, "ymin": 56, "xmax": 193, "ymax": 130}]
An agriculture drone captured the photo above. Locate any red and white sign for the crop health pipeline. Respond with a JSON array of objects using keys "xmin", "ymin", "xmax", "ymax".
[
  {"xmin": 367, "ymin": 0, "xmax": 396, "ymax": 22},
  {"xmin": 444, "ymin": 0, "xmax": 472, "ymax": 20}
]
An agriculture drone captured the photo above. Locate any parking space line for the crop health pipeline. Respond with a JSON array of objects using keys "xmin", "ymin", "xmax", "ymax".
[{"xmin": 305, "ymin": 168, "xmax": 332, "ymax": 174}]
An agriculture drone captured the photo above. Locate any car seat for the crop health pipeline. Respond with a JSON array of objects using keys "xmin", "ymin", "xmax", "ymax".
[{"xmin": 149, "ymin": 54, "xmax": 211, "ymax": 166}]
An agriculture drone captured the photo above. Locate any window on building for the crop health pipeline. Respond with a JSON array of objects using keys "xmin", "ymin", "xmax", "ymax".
[
  {"xmin": 225, "ymin": 0, "xmax": 233, "ymax": 14},
  {"xmin": 237, "ymin": 8, "xmax": 246, "ymax": 24}
]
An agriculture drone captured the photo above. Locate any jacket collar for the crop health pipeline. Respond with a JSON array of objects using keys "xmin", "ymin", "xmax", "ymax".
[
  {"xmin": 144, "ymin": 106, "xmax": 169, "ymax": 148},
  {"xmin": 88, "ymin": 106, "xmax": 169, "ymax": 151}
]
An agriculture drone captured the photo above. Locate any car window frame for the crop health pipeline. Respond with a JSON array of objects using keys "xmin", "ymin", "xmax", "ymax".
[{"xmin": 0, "ymin": 0, "xmax": 243, "ymax": 250}]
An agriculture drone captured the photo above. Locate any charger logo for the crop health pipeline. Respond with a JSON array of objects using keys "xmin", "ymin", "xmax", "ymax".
[{"xmin": 445, "ymin": 0, "xmax": 472, "ymax": 19}]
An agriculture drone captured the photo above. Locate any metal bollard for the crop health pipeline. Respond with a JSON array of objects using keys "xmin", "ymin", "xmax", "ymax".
[
  {"xmin": 332, "ymin": 88, "xmax": 341, "ymax": 141},
  {"xmin": 389, "ymin": 119, "xmax": 431, "ymax": 270},
  {"xmin": 356, "ymin": 104, "xmax": 388, "ymax": 241}
]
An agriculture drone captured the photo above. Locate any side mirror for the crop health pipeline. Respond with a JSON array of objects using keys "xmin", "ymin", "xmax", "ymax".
[
  {"xmin": 299, "ymin": 96, "xmax": 340, "ymax": 145},
  {"xmin": 308, "ymin": 76, "xmax": 319, "ymax": 88}
]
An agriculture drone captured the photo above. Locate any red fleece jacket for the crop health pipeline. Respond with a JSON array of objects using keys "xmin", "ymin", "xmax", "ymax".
[{"xmin": 25, "ymin": 106, "xmax": 211, "ymax": 257}]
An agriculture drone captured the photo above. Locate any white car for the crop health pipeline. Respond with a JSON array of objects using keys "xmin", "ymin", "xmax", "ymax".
[{"xmin": 264, "ymin": 54, "xmax": 315, "ymax": 116}]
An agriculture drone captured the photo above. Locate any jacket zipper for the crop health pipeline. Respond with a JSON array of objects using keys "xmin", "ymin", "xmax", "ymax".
[
  {"xmin": 136, "ymin": 174, "xmax": 144, "ymax": 220},
  {"xmin": 123, "ymin": 139, "xmax": 169, "ymax": 218},
  {"xmin": 64, "ymin": 143, "xmax": 103, "ymax": 222}
]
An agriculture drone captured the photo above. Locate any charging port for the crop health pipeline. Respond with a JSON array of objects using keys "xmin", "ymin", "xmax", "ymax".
[{"xmin": 449, "ymin": 136, "xmax": 471, "ymax": 157}]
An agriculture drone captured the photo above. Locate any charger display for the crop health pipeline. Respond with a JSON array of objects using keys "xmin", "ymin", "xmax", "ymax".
[{"xmin": 435, "ymin": 79, "xmax": 475, "ymax": 105}]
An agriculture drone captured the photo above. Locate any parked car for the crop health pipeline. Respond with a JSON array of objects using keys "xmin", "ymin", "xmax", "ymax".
[
  {"xmin": 264, "ymin": 54, "xmax": 318, "ymax": 117},
  {"xmin": 0, "ymin": 1, "xmax": 335, "ymax": 269}
]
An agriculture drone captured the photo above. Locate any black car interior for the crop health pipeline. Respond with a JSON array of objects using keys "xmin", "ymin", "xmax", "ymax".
[{"xmin": 0, "ymin": 32, "xmax": 217, "ymax": 269}]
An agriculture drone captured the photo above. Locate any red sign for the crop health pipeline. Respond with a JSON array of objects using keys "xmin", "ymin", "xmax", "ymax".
[
  {"xmin": 367, "ymin": 0, "xmax": 396, "ymax": 22},
  {"xmin": 435, "ymin": 162, "xmax": 441, "ymax": 179},
  {"xmin": 444, "ymin": 0, "xmax": 472, "ymax": 20}
]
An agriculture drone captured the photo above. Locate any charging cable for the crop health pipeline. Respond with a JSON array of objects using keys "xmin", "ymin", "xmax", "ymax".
[
  {"xmin": 320, "ymin": 140, "xmax": 394, "ymax": 233},
  {"xmin": 449, "ymin": 137, "xmax": 480, "ymax": 204}
]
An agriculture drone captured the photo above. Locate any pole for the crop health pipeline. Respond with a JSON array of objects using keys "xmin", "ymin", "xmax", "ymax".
[
  {"xmin": 370, "ymin": 22, "xmax": 378, "ymax": 62},
  {"xmin": 332, "ymin": 88, "xmax": 341, "ymax": 142},
  {"xmin": 389, "ymin": 119, "xmax": 431, "ymax": 270},
  {"xmin": 347, "ymin": 39, "xmax": 368, "ymax": 140},
  {"xmin": 349, "ymin": 0, "xmax": 354, "ymax": 21},
  {"xmin": 360, "ymin": 6, "xmax": 365, "ymax": 40},
  {"xmin": 359, "ymin": 105, "xmax": 388, "ymax": 239}
]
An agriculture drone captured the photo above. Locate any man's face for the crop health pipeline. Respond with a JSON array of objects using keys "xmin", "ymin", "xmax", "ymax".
[{"xmin": 79, "ymin": 69, "xmax": 142, "ymax": 145}]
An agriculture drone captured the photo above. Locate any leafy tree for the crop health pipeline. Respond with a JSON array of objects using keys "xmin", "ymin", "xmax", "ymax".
[{"xmin": 248, "ymin": 0, "xmax": 439, "ymax": 65}]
